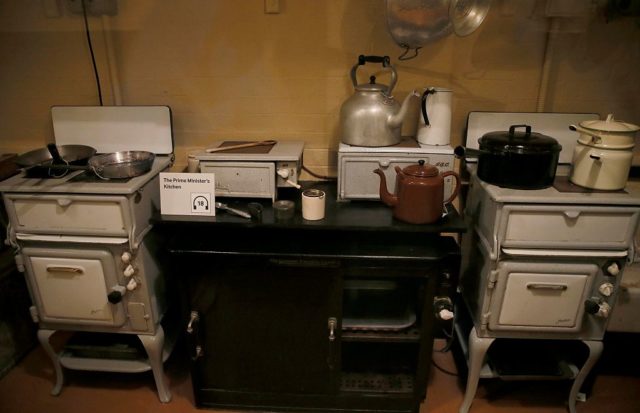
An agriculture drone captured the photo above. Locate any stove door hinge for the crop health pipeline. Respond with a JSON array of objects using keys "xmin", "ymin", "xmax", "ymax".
[
  {"xmin": 487, "ymin": 270, "xmax": 498, "ymax": 289},
  {"xmin": 14, "ymin": 254, "xmax": 25, "ymax": 273},
  {"xmin": 481, "ymin": 312, "xmax": 490, "ymax": 330},
  {"xmin": 29, "ymin": 306, "xmax": 40, "ymax": 323}
]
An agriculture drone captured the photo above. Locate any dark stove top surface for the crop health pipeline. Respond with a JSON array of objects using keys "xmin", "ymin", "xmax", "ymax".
[
  {"xmin": 0, "ymin": 156, "xmax": 172, "ymax": 195},
  {"xmin": 67, "ymin": 172, "xmax": 132, "ymax": 184}
]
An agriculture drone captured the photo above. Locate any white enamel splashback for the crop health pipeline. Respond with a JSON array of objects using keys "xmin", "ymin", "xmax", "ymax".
[
  {"xmin": 51, "ymin": 106, "xmax": 173, "ymax": 155},
  {"xmin": 465, "ymin": 112, "xmax": 599, "ymax": 164}
]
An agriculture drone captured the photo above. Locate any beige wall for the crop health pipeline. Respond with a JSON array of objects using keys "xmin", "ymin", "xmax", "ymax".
[{"xmin": 1, "ymin": 1, "xmax": 639, "ymax": 175}]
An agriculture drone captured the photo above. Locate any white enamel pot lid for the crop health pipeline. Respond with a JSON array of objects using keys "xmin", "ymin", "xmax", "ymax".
[
  {"xmin": 579, "ymin": 114, "xmax": 640, "ymax": 133},
  {"xmin": 573, "ymin": 114, "xmax": 639, "ymax": 149}
]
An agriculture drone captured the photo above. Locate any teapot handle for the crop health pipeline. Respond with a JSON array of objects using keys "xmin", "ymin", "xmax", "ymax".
[
  {"xmin": 441, "ymin": 171, "xmax": 461, "ymax": 205},
  {"xmin": 350, "ymin": 55, "xmax": 397, "ymax": 96}
]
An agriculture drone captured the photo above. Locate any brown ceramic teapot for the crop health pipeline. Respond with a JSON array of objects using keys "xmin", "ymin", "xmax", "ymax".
[{"xmin": 374, "ymin": 160, "xmax": 461, "ymax": 224}]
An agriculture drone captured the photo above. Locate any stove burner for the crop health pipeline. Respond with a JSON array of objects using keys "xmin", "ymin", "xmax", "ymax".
[
  {"xmin": 23, "ymin": 167, "xmax": 66, "ymax": 179},
  {"xmin": 68, "ymin": 172, "xmax": 132, "ymax": 184},
  {"xmin": 553, "ymin": 175, "xmax": 627, "ymax": 194},
  {"xmin": 342, "ymin": 138, "xmax": 421, "ymax": 149}
]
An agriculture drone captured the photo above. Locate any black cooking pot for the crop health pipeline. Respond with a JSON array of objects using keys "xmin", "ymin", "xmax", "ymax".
[{"xmin": 456, "ymin": 124, "xmax": 562, "ymax": 189}]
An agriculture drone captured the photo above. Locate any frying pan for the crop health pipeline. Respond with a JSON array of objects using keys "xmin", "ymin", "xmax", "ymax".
[
  {"xmin": 45, "ymin": 151, "xmax": 156, "ymax": 180},
  {"xmin": 18, "ymin": 144, "xmax": 155, "ymax": 180},
  {"xmin": 15, "ymin": 144, "xmax": 97, "ymax": 169}
]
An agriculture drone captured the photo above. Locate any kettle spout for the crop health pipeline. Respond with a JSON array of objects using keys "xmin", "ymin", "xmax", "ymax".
[
  {"xmin": 388, "ymin": 90, "xmax": 420, "ymax": 129},
  {"xmin": 374, "ymin": 169, "xmax": 398, "ymax": 207}
]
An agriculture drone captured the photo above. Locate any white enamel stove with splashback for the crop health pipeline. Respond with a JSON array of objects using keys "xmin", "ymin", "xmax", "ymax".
[
  {"xmin": 0, "ymin": 106, "xmax": 175, "ymax": 402},
  {"xmin": 457, "ymin": 112, "xmax": 640, "ymax": 413},
  {"xmin": 337, "ymin": 139, "xmax": 455, "ymax": 201},
  {"xmin": 193, "ymin": 140, "xmax": 304, "ymax": 201}
]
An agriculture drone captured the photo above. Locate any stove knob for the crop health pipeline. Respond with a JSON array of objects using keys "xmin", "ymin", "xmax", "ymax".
[
  {"xmin": 107, "ymin": 285, "xmax": 127, "ymax": 304},
  {"xmin": 584, "ymin": 299, "xmax": 611, "ymax": 318},
  {"xmin": 126, "ymin": 278, "xmax": 138, "ymax": 291},
  {"xmin": 598, "ymin": 282, "xmax": 615, "ymax": 297},
  {"xmin": 123, "ymin": 264, "xmax": 135, "ymax": 277},
  {"xmin": 121, "ymin": 252, "xmax": 132, "ymax": 264},
  {"xmin": 597, "ymin": 302, "xmax": 612, "ymax": 318},
  {"xmin": 438, "ymin": 309, "xmax": 454, "ymax": 321},
  {"xmin": 584, "ymin": 298, "xmax": 600, "ymax": 315},
  {"xmin": 605, "ymin": 261, "xmax": 621, "ymax": 276}
]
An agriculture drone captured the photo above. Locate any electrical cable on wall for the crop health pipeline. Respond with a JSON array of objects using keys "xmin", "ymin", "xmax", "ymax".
[
  {"xmin": 81, "ymin": 0, "xmax": 103, "ymax": 106},
  {"xmin": 398, "ymin": 45, "xmax": 421, "ymax": 61},
  {"xmin": 302, "ymin": 165, "xmax": 337, "ymax": 181}
]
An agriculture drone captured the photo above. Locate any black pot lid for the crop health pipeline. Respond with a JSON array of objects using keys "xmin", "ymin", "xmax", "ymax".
[{"xmin": 479, "ymin": 124, "xmax": 562, "ymax": 154}]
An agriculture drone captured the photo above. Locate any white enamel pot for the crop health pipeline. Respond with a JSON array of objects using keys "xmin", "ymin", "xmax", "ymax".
[
  {"xmin": 569, "ymin": 114, "xmax": 639, "ymax": 149},
  {"xmin": 569, "ymin": 141, "xmax": 634, "ymax": 190}
]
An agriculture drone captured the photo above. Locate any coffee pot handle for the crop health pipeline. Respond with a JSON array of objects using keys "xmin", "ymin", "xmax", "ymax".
[
  {"xmin": 421, "ymin": 88, "xmax": 436, "ymax": 126},
  {"xmin": 441, "ymin": 171, "xmax": 461, "ymax": 205},
  {"xmin": 350, "ymin": 55, "xmax": 397, "ymax": 95}
]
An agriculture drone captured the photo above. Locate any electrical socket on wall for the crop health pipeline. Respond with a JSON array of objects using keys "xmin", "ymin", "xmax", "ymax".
[{"xmin": 66, "ymin": 0, "xmax": 117, "ymax": 16}]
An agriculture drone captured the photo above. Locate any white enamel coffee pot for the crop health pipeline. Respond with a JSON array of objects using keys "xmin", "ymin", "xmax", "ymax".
[{"xmin": 417, "ymin": 87, "xmax": 452, "ymax": 146}]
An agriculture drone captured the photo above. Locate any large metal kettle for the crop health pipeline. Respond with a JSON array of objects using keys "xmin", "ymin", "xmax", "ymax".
[
  {"xmin": 374, "ymin": 160, "xmax": 461, "ymax": 224},
  {"xmin": 340, "ymin": 55, "xmax": 418, "ymax": 147}
]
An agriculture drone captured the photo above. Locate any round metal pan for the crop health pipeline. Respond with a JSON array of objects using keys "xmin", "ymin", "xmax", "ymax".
[
  {"xmin": 449, "ymin": 0, "xmax": 491, "ymax": 37},
  {"xmin": 385, "ymin": 0, "xmax": 453, "ymax": 48},
  {"xmin": 88, "ymin": 151, "xmax": 155, "ymax": 179},
  {"xmin": 38, "ymin": 150, "xmax": 156, "ymax": 180},
  {"xmin": 15, "ymin": 144, "xmax": 97, "ymax": 168}
]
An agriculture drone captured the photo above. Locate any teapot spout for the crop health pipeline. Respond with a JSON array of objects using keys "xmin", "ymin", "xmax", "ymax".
[
  {"xmin": 374, "ymin": 169, "xmax": 397, "ymax": 207},
  {"xmin": 388, "ymin": 90, "xmax": 420, "ymax": 129}
]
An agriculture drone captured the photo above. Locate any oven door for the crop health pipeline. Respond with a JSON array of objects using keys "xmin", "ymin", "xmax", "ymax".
[
  {"xmin": 487, "ymin": 260, "xmax": 598, "ymax": 333},
  {"xmin": 199, "ymin": 161, "xmax": 276, "ymax": 200},
  {"xmin": 21, "ymin": 246, "xmax": 126, "ymax": 327}
]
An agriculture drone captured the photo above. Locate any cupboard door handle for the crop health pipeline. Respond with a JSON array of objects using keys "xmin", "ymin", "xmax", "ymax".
[
  {"xmin": 194, "ymin": 345, "xmax": 203, "ymax": 360},
  {"xmin": 527, "ymin": 283, "xmax": 568, "ymax": 291},
  {"xmin": 187, "ymin": 310, "xmax": 200, "ymax": 334},
  {"xmin": 328, "ymin": 317, "xmax": 337, "ymax": 342},
  {"xmin": 187, "ymin": 311, "xmax": 203, "ymax": 361}
]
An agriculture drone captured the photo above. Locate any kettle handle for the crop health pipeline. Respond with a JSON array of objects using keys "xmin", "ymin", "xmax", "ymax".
[
  {"xmin": 421, "ymin": 88, "xmax": 436, "ymax": 126},
  {"xmin": 350, "ymin": 55, "xmax": 397, "ymax": 95},
  {"xmin": 441, "ymin": 171, "xmax": 461, "ymax": 205}
]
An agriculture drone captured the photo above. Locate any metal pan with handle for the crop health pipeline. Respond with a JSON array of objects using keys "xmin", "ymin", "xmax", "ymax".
[
  {"xmin": 19, "ymin": 144, "xmax": 155, "ymax": 180},
  {"xmin": 46, "ymin": 151, "xmax": 156, "ymax": 180},
  {"xmin": 15, "ymin": 144, "xmax": 97, "ymax": 169}
]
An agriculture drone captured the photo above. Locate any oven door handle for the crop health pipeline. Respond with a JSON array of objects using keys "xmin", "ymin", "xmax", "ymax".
[
  {"xmin": 46, "ymin": 265, "xmax": 84, "ymax": 274},
  {"xmin": 526, "ymin": 283, "xmax": 568, "ymax": 291}
]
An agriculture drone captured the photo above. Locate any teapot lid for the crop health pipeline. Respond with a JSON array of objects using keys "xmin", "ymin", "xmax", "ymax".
[{"xmin": 403, "ymin": 160, "xmax": 438, "ymax": 177}]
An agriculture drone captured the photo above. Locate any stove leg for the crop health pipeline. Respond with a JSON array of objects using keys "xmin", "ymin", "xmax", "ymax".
[
  {"xmin": 138, "ymin": 326, "xmax": 172, "ymax": 403},
  {"xmin": 567, "ymin": 340, "xmax": 603, "ymax": 413},
  {"xmin": 37, "ymin": 329, "xmax": 64, "ymax": 396},
  {"xmin": 459, "ymin": 327, "xmax": 494, "ymax": 413}
]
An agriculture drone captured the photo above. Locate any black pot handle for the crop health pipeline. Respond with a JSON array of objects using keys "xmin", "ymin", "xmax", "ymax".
[
  {"xmin": 421, "ymin": 88, "xmax": 436, "ymax": 126},
  {"xmin": 508, "ymin": 124, "xmax": 532, "ymax": 138}
]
